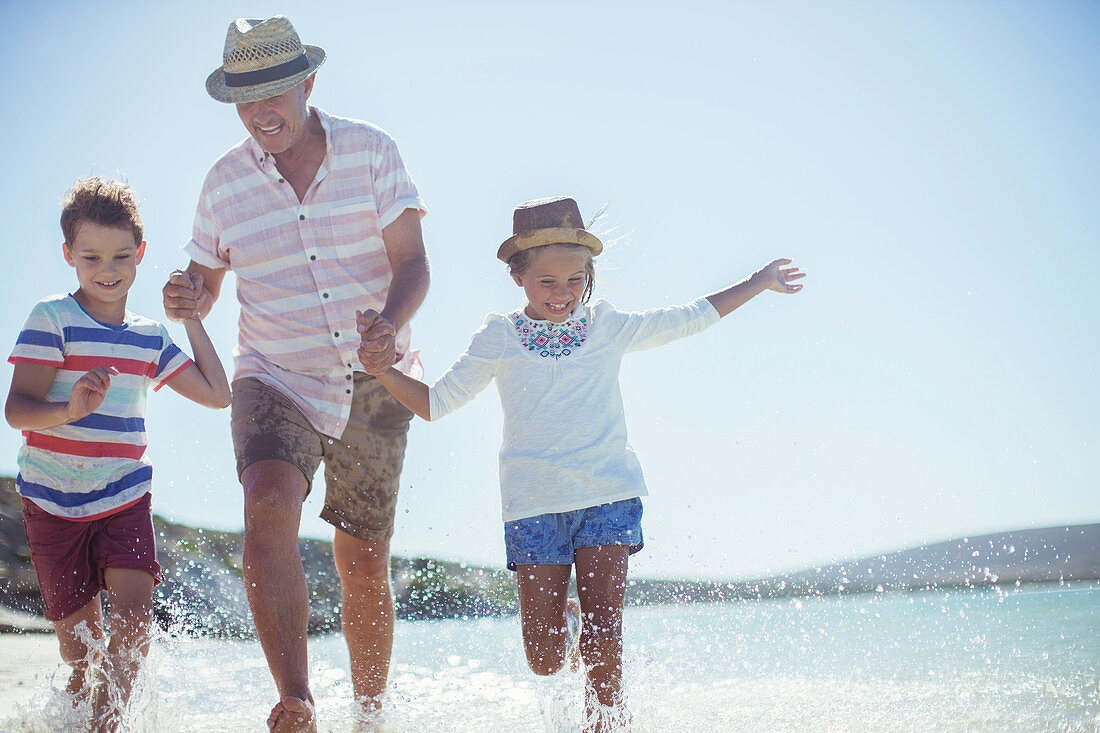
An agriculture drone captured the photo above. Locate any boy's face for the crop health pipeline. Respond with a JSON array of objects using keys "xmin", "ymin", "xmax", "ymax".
[{"xmin": 63, "ymin": 222, "xmax": 145, "ymax": 319}]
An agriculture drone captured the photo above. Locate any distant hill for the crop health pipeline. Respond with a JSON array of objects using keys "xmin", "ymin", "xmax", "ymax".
[
  {"xmin": 617, "ymin": 523, "xmax": 1100, "ymax": 606},
  {"xmin": 765, "ymin": 523, "xmax": 1100, "ymax": 594},
  {"xmin": 2, "ymin": 476, "xmax": 1097, "ymax": 635}
]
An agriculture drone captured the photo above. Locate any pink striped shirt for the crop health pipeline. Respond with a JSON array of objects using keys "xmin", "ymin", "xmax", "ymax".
[{"xmin": 184, "ymin": 108, "xmax": 427, "ymax": 438}]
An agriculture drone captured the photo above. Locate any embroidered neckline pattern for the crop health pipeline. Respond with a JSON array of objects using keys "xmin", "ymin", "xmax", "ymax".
[{"xmin": 509, "ymin": 311, "xmax": 588, "ymax": 360}]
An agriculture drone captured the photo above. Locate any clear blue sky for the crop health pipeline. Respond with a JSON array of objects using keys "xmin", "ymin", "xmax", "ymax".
[{"xmin": 2, "ymin": 1, "xmax": 1097, "ymax": 580}]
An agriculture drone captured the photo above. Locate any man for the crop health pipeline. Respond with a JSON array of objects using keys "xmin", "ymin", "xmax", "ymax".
[{"xmin": 163, "ymin": 16, "xmax": 428, "ymax": 732}]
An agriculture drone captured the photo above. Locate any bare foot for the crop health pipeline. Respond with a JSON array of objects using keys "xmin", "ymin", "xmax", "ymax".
[
  {"xmin": 90, "ymin": 673, "xmax": 121, "ymax": 733},
  {"xmin": 268, "ymin": 696, "xmax": 317, "ymax": 733},
  {"xmin": 565, "ymin": 598, "xmax": 582, "ymax": 673},
  {"xmin": 65, "ymin": 663, "xmax": 94, "ymax": 707},
  {"xmin": 583, "ymin": 701, "xmax": 631, "ymax": 733},
  {"xmin": 353, "ymin": 702, "xmax": 389, "ymax": 733}
]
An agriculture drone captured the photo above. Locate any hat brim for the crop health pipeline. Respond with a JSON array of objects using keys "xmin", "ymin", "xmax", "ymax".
[
  {"xmin": 206, "ymin": 45, "xmax": 326, "ymax": 104},
  {"xmin": 497, "ymin": 228, "xmax": 603, "ymax": 263}
]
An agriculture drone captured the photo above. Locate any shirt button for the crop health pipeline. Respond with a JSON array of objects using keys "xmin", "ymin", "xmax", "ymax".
[
  {"xmin": 278, "ymin": 178, "xmax": 285, "ymax": 183},
  {"xmin": 309, "ymin": 255, "xmax": 316, "ymax": 261},
  {"xmin": 333, "ymin": 332, "xmax": 340, "ymax": 338},
  {"xmin": 346, "ymin": 389, "xmax": 352, "ymax": 394},
  {"xmin": 345, "ymin": 374, "xmax": 352, "ymax": 381},
  {"xmin": 299, "ymin": 214, "xmax": 305, "ymax": 220},
  {"xmin": 322, "ymin": 293, "xmax": 329, "ymax": 299}
]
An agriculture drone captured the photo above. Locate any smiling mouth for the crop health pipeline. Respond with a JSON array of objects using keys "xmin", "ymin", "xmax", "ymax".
[
  {"xmin": 98, "ymin": 280, "xmax": 122, "ymax": 288},
  {"xmin": 256, "ymin": 123, "xmax": 283, "ymax": 136},
  {"xmin": 545, "ymin": 301, "xmax": 572, "ymax": 314}
]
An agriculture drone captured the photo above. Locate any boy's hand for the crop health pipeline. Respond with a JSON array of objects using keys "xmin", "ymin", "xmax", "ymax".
[
  {"xmin": 356, "ymin": 309, "xmax": 396, "ymax": 374},
  {"xmin": 758, "ymin": 258, "xmax": 805, "ymax": 294},
  {"xmin": 163, "ymin": 270, "xmax": 206, "ymax": 321},
  {"xmin": 67, "ymin": 367, "xmax": 118, "ymax": 422}
]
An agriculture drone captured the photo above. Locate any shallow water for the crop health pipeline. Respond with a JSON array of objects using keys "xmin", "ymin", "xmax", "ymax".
[{"xmin": 6, "ymin": 584, "xmax": 1098, "ymax": 732}]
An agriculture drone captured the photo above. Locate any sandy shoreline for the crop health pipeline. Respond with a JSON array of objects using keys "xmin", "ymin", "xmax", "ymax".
[{"xmin": 0, "ymin": 633, "xmax": 65, "ymax": 708}]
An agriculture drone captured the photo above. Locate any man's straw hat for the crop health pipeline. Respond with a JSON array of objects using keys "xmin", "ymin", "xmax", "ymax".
[
  {"xmin": 206, "ymin": 16, "xmax": 326, "ymax": 104},
  {"xmin": 497, "ymin": 197, "xmax": 603, "ymax": 263}
]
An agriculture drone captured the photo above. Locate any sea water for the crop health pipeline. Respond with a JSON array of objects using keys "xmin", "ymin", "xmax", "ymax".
[{"xmin": 5, "ymin": 584, "xmax": 1098, "ymax": 732}]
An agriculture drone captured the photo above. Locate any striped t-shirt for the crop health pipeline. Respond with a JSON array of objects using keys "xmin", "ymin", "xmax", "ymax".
[
  {"xmin": 184, "ymin": 107, "xmax": 427, "ymax": 438},
  {"xmin": 8, "ymin": 294, "xmax": 193, "ymax": 519}
]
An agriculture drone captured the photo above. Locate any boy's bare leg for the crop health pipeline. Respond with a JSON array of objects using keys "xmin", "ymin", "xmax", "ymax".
[
  {"xmin": 574, "ymin": 546, "xmax": 628, "ymax": 733},
  {"xmin": 515, "ymin": 564, "xmax": 573, "ymax": 676},
  {"xmin": 54, "ymin": 598, "xmax": 106, "ymax": 704},
  {"xmin": 93, "ymin": 567, "xmax": 155, "ymax": 731},
  {"xmin": 333, "ymin": 531, "xmax": 394, "ymax": 713},
  {"xmin": 241, "ymin": 459, "xmax": 316, "ymax": 733}
]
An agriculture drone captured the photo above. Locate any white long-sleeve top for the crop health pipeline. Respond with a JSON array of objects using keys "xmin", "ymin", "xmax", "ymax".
[{"xmin": 428, "ymin": 297, "xmax": 721, "ymax": 521}]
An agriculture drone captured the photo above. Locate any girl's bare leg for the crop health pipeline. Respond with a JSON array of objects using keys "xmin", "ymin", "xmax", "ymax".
[
  {"xmin": 574, "ymin": 545, "xmax": 629, "ymax": 730},
  {"xmin": 515, "ymin": 564, "xmax": 573, "ymax": 675}
]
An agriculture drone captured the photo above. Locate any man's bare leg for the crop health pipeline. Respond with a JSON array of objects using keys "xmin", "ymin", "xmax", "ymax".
[
  {"xmin": 241, "ymin": 459, "xmax": 316, "ymax": 733},
  {"xmin": 333, "ymin": 531, "xmax": 394, "ymax": 713}
]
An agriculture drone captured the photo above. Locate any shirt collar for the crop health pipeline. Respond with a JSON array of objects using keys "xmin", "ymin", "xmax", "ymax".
[{"xmin": 246, "ymin": 106, "xmax": 334, "ymax": 174}]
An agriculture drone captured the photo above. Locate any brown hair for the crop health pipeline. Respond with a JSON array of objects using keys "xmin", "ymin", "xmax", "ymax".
[
  {"xmin": 507, "ymin": 243, "xmax": 596, "ymax": 304},
  {"xmin": 60, "ymin": 177, "xmax": 143, "ymax": 247}
]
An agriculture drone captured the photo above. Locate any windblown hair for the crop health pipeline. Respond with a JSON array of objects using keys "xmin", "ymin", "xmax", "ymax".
[
  {"xmin": 507, "ymin": 243, "xmax": 596, "ymax": 305},
  {"xmin": 60, "ymin": 177, "xmax": 143, "ymax": 247}
]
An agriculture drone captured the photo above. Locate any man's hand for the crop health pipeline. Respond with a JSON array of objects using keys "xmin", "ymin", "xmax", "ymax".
[
  {"xmin": 163, "ymin": 270, "xmax": 207, "ymax": 322},
  {"xmin": 67, "ymin": 367, "xmax": 118, "ymax": 422},
  {"xmin": 356, "ymin": 309, "xmax": 396, "ymax": 374}
]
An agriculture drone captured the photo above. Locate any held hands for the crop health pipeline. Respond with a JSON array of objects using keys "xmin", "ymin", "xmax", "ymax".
[
  {"xmin": 356, "ymin": 309, "xmax": 396, "ymax": 375},
  {"xmin": 757, "ymin": 258, "xmax": 805, "ymax": 294},
  {"xmin": 163, "ymin": 270, "xmax": 206, "ymax": 322},
  {"xmin": 67, "ymin": 367, "xmax": 118, "ymax": 422}
]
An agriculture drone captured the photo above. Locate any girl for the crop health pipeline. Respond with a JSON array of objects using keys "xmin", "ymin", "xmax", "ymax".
[{"xmin": 356, "ymin": 196, "xmax": 804, "ymax": 730}]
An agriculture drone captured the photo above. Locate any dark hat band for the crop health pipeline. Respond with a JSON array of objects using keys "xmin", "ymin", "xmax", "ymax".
[{"xmin": 224, "ymin": 53, "xmax": 309, "ymax": 88}]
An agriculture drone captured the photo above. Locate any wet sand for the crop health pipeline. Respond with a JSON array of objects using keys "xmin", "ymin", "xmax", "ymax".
[{"xmin": 0, "ymin": 633, "xmax": 63, "ymax": 705}]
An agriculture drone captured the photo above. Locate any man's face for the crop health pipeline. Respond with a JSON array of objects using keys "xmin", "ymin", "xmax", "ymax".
[{"xmin": 235, "ymin": 75, "xmax": 315, "ymax": 155}]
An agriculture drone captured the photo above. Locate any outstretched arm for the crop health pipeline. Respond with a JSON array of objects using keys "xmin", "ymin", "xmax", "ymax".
[
  {"xmin": 373, "ymin": 367, "xmax": 431, "ymax": 421},
  {"xmin": 164, "ymin": 271, "xmax": 232, "ymax": 409},
  {"xmin": 705, "ymin": 258, "xmax": 804, "ymax": 317}
]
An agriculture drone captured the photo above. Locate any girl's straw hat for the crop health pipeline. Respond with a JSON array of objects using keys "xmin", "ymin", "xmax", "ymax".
[
  {"xmin": 497, "ymin": 196, "xmax": 604, "ymax": 263},
  {"xmin": 206, "ymin": 16, "xmax": 326, "ymax": 104}
]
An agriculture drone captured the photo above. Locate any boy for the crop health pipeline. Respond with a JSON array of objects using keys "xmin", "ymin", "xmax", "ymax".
[{"xmin": 5, "ymin": 177, "xmax": 231, "ymax": 731}]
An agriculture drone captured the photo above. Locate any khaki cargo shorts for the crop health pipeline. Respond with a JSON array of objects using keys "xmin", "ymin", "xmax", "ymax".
[{"xmin": 230, "ymin": 375, "xmax": 413, "ymax": 542}]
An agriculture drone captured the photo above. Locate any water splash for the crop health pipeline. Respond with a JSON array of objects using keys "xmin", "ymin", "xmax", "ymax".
[
  {"xmin": 8, "ymin": 619, "xmax": 161, "ymax": 732},
  {"xmin": 3, "ymin": 586, "xmax": 1097, "ymax": 732}
]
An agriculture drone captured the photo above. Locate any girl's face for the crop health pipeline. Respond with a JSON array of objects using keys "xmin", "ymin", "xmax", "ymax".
[{"xmin": 512, "ymin": 245, "xmax": 589, "ymax": 323}]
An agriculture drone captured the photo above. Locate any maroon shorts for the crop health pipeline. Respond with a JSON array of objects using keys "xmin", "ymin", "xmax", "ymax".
[{"xmin": 21, "ymin": 493, "xmax": 162, "ymax": 621}]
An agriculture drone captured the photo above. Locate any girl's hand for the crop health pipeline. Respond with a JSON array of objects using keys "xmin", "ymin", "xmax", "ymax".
[
  {"xmin": 759, "ymin": 258, "xmax": 805, "ymax": 294},
  {"xmin": 67, "ymin": 367, "xmax": 118, "ymax": 422}
]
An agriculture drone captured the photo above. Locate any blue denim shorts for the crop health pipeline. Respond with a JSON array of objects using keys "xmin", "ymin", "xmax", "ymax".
[{"xmin": 504, "ymin": 498, "xmax": 644, "ymax": 571}]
